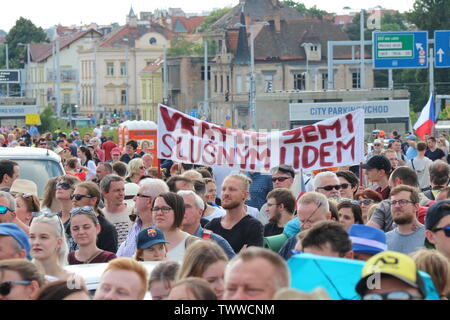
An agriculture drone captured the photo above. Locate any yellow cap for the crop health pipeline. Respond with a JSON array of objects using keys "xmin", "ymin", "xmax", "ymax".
[{"xmin": 355, "ymin": 251, "xmax": 425, "ymax": 296}]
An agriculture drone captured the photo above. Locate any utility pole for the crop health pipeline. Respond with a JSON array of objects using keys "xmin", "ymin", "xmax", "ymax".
[
  {"xmin": 360, "ymin": 9, "xmax": 365, "ymax": 89},
  {"xmin": 5, "ymin": 44, "xmax": 9, "ymax": 97},
  {"xmin": 429, "ymin": 48, "xmax": 434, "ymax": 96},
  {"xmin": 203, "ymin": 40, "xmax": 209, "ymax": 120},
  {"xmin": 93, "ymin": 41, "xmax": 98, "ymax": 124},
  {"xmin": 249, "ymin": 24, "xmax": 256, "ymax": 130},
  {"xmin": 55, "ymin": 35, "xmax": 61, "ymax": 118},
  {"xmin": 125, "ymin": 44, "xmax": 129, "ymax": 119},
  {"xmin": 163, "ymin": 45, "xmax": 168, "ymax": 105}
]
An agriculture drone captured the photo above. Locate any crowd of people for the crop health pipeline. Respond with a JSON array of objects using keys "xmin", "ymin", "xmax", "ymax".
[{"xmin": 0, "ymin": 125, "xmax": 449, "ymax": 300}]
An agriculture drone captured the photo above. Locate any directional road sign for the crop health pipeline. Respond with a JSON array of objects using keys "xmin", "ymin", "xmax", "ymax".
[
  {"xmin": 435, "ymin": 30, "xmax": 450, "ymax": 68},
  {"xmin": 0, "ymin": 70, "xmax": 20, "ymax": 83},
  {"xmin": 373, "ymin": 31, "xmax": 428, "ymax": 69}
]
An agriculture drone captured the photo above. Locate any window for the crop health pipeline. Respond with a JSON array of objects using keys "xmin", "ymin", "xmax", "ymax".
[
  {"xmin": 149, "ymin": 37, "xmax": 157, "ymax": 45},
  {"xmin": 322, "ymin": 73, "xmax": 328, "ymax": 89},
  {"xmin": 264, "ymin": 74, "xmax": 273, "ymax": 92},
  {"xmin": 214, "ymin": 75, "xmax": 218, "ymax": 93},
  {"xmin": 294, "ymin": 73, "xmax": 306, "ymax": 90},
  {"xmin": 64, "ymin": 93, "xmax": 70, "ymax": 105},
  {"xmin": 352, "ymin": 71, "xmax": 361, "ymax": 88},
  {"xmin": 201, "ymin": 66, "xmax": 211, "ymax": 81},
  {"xmin": 220, "ymin": 75, "xmax": 223, "ymax": 93},
  {"xmin": 236, "ymin": 75, "xmax": 242, "ymax": 93},
  {"xmin": 226, "ymin": 75, "xmax": 230, "ymax": 92},
  {"xmin": 120, "ymin": 62, "xmax": 127, "ymax": 76},
  {"xmin": 246, "ymin": 76, "xmax": 250, "ymax": 92},
  {"xmin": 121, "ymin": 90, "xmax": 127, "ymax": 105},
  {"xmin": 107, "ymin": 62, "xmax": 114, "ymax": 76}
]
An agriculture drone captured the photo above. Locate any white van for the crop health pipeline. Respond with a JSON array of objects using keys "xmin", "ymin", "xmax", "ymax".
[{"xmin": 0, "ymin": 147, "xmax": 65, "ymax": 198}]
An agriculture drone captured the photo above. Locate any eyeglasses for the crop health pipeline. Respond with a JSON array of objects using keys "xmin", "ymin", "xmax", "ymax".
[
  {"xmin": 271, "ymin": 176, "xmax": 291, "ymax": 183},
  {"xmin": 362, "ymin": 291, "xmax": 423, "ymax": 300},
  {"xmin": 136, "ymin": 193, "xmax": 152, "ymax": 198},
  {"xmin": 340, "ymin": 183, "xmax": 351, "ymax": 189},
  {"xmin": 391, "ymin": 199, "xmax": 415, "ymax": 206},
  {"xmin": 56, "ymin": 182, "xmax": 72, "ymax": 190},
  {"xmin": 301, "ymin": 202, "xmax": 322, "ymax": 226},
  {"xmin": 359, "ymin": 199, "xmax": 375, "ymax": 206},
  {"xmin": 152, "ymin": 206, "xmax": 173, "ymax": 213},
  {"xmin": 432, "ymin": 226, "xmax": 450, "ymax": 237},
  {"xmin": 317, "ymin": 185, "xmax": 341, "ymax": 191},
  {"xmin": 0, "ymin": 281, "xmax": 32, "ymax": 296},
  {"xmin": 0, "ymin": 206, "xmax": 13, "ymax": 215},
  {"xmin": 71, "ymin": 194, "xmax": 94, "ymax": 201},
  {"xmin": 139, "ymin": 166, "xmax": 145, "ymax": 170},
  {"xmin": 70, "ymin": 206, "xmax": 94, "ymax": 215}
]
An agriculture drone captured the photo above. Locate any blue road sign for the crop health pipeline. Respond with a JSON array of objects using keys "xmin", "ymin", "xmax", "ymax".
[
  {"xmin": 373, "ymin": 31, "xmax": 428, "ymax": 69},
  {"xmin": 435, "ymin": 30, "xmax": 450, "ymax": 68}
]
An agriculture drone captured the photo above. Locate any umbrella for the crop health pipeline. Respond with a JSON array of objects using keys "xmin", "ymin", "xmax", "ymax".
[{"xmin": 288, "ymin": 253, "xmax": 440, "ymax": 300}]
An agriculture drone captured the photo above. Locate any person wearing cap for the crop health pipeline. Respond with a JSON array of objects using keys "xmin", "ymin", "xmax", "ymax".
[
  {"xmin": 0, "ymin": 223, "xmax": 31, "ymax": 260},
  {"xmin": 425, "ymin": 136, "xmax": 447, "ymax": 162},
  {"xmin": 405, "ymin": 134, "xmax": 418, "ymax": 160},
  {"xmin": 385, "ymin": 185, "xmax": 425, "ymax": 254},
  {"xmin": 361, "ymin": 155, "xmax": 391, "ymax": 200},
  {"xmin": 109, "ymin": 147, "xmax": 122, "ymax": 164},
  {"xmin": 355, "ymin": 251, "xmax": 426, "ymax": 300},
  {"xmin": 15, "ymin": 193, "xmax": 40, "ymax": 227},
  {"xmin": 349, "ymin": 224, "xmax": 387, "ymax": 261},
  {"xmin": 134, "ymin": 226, "xmax": 168, "ymax": 262},
  {"xmin": 0, "ymin": 160, "xmax": 20, "ymax": 193},
  {"xmin": 406, "ymin": 141, "xmax": 433, "ymax": 192},
  {"xmin": 425, "ymin": 200, "xmax": 450, "ymax": 262}
]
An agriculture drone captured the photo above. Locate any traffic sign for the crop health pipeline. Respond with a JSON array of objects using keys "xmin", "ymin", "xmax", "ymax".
[
  {"xmin": 435, "ymin": 30, "xmax": 450, "ymax": 68},
  {"xmin": 373, "ymin": 31, "xmax": 428, "ymax": 69},
  {"xmin": 0, "ymin": 70, "xmax": 20, "ymax": 83}
]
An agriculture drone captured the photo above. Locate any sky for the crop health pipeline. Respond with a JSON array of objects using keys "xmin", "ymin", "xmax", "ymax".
[{"xmin": 0, "ymin": 0, "xmax": 417, "ymax": 33}]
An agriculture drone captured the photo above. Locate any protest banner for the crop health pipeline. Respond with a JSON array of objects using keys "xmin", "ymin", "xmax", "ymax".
[{"xmin": 157, "ymin": 104, "xmax": 364, "ymax": 172}]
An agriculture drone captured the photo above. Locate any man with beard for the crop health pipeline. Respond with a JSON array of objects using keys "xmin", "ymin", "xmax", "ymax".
[
  {"xmin": 264, "ymin": 188, "xmax": 296, "ymax": 237},
  {"xmin": 385, "ymin": 185, "xmax": 425, "ymax": 254},
  {"xmin": 205, "ymin": 174, "xmax": 264, "ymax": 253}
]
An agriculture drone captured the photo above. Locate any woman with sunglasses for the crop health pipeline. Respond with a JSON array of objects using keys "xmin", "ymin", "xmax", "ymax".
[
  {"xmin": 77, "ymin": 146, "xmax": 97, "ymax": 181},
  {"xmin": 355, "ymin": 189, "xmax": 383, "ymax": 224},
  {"xmin": 0, "ymin": 259, "xmax": 44, "ymax": 300},
  {"xmin": 68, "ymin": 207, "xmax": 117, "ymax": 265},
  {"xmin": 152, "ymin": 192, "xmax": 198, "ymax": 262},
  {"xmin": 125, "ymin": 158, "xmax": 146, "ymax": 184},
  {"xmin": 71, "ymin": 181, "xmax": 118, "ymax": 253},
  {"xmin": 336, "ymin": 170, "xmax": 359, "ymax": 200},
  {"xmin": 41, "ymin": 177, "xmax": 62, "ymax": 214},
  {"xmin": 29, "ymin": 212, "xmax": 73, "ymax": 281},
  {"xmin": 15, "ymin": 193, "xmax": 40, "ymax": 227}
]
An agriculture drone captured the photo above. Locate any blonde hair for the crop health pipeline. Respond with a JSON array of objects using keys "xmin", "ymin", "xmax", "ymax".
[
  {"xmin": 102, "ymin": 258, "xmax": 148, "ymax": 300},
  {"xmin": 126, "ymin": 158, "xmax": 144, "ymax": 180},
  {"xmin": 410, "ymin": 249, "xmax": 450, "ymax": 298},
  {"xmin": 176, "ymin": 241, "xmax": 228, "ymax": 281},
  {"xmin": 223, "ymin": 174, "xmax": 252, "ymax": 192},
  {"xmin": 367, "ymin": 203, "xmax": 379, "ymax": 221}
]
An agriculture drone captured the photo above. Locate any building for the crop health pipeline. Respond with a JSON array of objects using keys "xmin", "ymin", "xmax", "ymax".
[{"xmin": 139, "ymin": 57, "xmax": 164, "ymax": 121}]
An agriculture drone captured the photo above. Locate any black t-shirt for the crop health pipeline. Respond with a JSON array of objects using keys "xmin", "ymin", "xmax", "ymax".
[
  {"xmin": 120, "ymin": 153, "xmax": 141, "ymax": 164},
  {"xmin": 425, "ymin": 148, "xmax": 446, "ymax": 161},
  {"xmin": 205, "ymin": 215, "xmax": 264, "ymax": 253},
  {"xmin": 264, "ymin": 223, "xmax": 284, "ymax": 237}
]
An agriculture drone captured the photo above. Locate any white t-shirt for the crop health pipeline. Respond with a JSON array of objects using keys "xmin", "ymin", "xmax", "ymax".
[
  {"xmin": 167, "ymin": 233, "xmax": 191, "ymax": 263},
  {"xmin": 102, "ymin": 205, "xmax": 133, "ymax": 246},
  {"xmin": 93, "ymin": 127, "xmax": 102, "ymax": 138},
  {"xmin": 406, "ymin": 157, "xmax": 432, "ymax": 190},
  {"xmin": 203, "ymin": 206, "xmax": 226, "ymax": 222}
]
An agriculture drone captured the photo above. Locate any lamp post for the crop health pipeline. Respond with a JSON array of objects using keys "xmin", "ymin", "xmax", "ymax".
[
  {"xmin": 17, "ymin": 42, "xmax": 30, "ymax": 98},
  {"xmin": 301, "ymin": 42, "xmax": 314, "ymax": 90},
  {"xmin": 5, "ymin": 43, "xmax": 9, "ymax": 97}
]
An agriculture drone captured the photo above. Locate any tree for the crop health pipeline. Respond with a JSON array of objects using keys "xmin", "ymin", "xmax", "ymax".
[
  {"xmin": 5, "ymin": 17, "xmax": 49, "ymax": 68},
  {"xmin": 198, "ymin": 8, "xmax": 231, "ymax": 32},
  {"xmin": 283, "ymin": 1, "xmax": 329, "ymax": 20}
]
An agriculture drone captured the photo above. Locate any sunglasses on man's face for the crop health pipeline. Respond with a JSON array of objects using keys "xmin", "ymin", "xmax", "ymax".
[
  {"xmin": 432, "ymin": 226, "xmax": 450, "ymax": 237},
  {"xmin": 317, "ymin": 185, "xmax": 341, "ymax": 191},
  {"xmin": 0, "ymin": 206, "xmax": 13, "ymax": 215},
  {"xmin": 272, "ymin": 176, "xmax": 291, "ymax": 183},
  {"xmin": 0, "ymin": 281, "xmax": 31, "ymax": 296},
  {"xmin": 71, "ymin": 194, "xmax": 94, "ymax": 201}
]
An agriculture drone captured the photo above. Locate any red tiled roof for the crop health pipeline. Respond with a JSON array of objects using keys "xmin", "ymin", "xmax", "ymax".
[
  {"xmin": 174, "ymin": 16, "xmax": 205, "ymax": 33},
  {"xmin": 141, "ymin": 57, "xmax": 164, "ymax": 73},
  {"xmin": 31, "ymin": 28, "xmax": 101, "ymax": 62},
  {"xmin": 99, "ymin": 24, "xmax": 173, "ymax": 48}
]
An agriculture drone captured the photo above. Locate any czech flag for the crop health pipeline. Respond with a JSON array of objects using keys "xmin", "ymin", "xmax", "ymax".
[{"xmin": 414, "ymin": 93, "xmax": 436, "ymax": 140}]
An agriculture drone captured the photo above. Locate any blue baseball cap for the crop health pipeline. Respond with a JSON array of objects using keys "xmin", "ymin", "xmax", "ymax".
[
  {"xmin": 0, "ymin": 223, "xmax": 31, "ymax": 260},
  {"xmin": 349, "ymin": 224, "xmax": 387, "ymax": 255},
  {"xmin": 407, "ymin": 134, "xmax": 417, "ymax": 141},
  {"xmin": 137, "ymin": 226, "xmax": 168, "ymax": 250}
]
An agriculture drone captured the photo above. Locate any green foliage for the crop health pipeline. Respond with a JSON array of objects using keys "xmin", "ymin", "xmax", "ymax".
[
  {"xmin": 5, "ymin": 17, "xmax": 49, "ymax": 68},
  {"xmin": 344, "ymin": 12, "xmax": 407, "ymax": 41},
  {"xmin": 198, "ymin": 8, "xmax": 231, "ymax": 32},
  {"xmin": 168, "ymin": 37, "xmax": 217, "ymax": 57},
  {"xmin": 406, "ymin": 0, "xmax": 450, "ymax": 32},
  {"xmin": 39, "ymin": 106, "xmax": 58, "ymax": 133},
  {"xmin": 410, "ymin": 110, "xmax": 418, "ymax": 126},
  {"xmin": 283, "ymin": 1, "xmax": 329, "ymax": 19}
]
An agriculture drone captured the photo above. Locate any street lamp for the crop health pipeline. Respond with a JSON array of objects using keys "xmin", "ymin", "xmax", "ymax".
[
  {"xmin": 17, "ymin": 42, "xmax": 30, "ymax": 98},
  {"xmin": 301, "ymin": 42, "xmax": 313, "ymax": 90}
]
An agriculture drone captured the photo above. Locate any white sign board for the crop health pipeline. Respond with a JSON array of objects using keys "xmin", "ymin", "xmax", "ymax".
[
  {"xmin": 289, "ymin": 100, "xmax": 410, "ymax": 121},
  {"xmin": 0, "ymin": 105, "xmax": 38, "ymax": 118}
]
